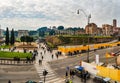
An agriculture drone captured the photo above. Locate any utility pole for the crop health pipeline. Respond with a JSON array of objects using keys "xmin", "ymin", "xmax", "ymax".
[{"xmin": 77, "ymin": 9, "xmax": 91, "ymax": 63}]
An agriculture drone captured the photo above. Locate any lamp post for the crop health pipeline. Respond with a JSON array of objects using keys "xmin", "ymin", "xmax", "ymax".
[{"xmin": 77, "ymin": 9, "xmax": 91, "ymax": 63}]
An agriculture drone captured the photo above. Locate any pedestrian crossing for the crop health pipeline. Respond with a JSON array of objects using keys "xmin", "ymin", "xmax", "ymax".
[{"xmin": 35, "ymin": 62, "xmax": 65, "ymax": 83}]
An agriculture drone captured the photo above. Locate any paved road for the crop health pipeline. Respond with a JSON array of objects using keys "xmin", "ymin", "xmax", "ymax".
[{"xmin": 48, "ymin": 46, "xmax": 120, "ymax": 83}]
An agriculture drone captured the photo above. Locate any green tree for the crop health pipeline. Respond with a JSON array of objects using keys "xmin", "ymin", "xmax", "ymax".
[
  {"xmin": 58, "ymin": 36, "xmax": 70, "ymax": 44},
  {"xmin": 57, "ymin": 26, "xmax": 64, "ymax": 30},
  {"xmin": 49, "ymin": 29, "xmax": 55, "ymax": 35},
  {"xmin": 26, "ymin": 36, "xmax": 34, "ymax": 45},
  {"xmin": 10, "ymin": 28, "xmax": 15, "ymax": 45},
  {"xmin": 39, "ymin": 30, "xmax": 45, "ymax": 37},
  {"xmin": 20, "ymin": 36, "xmax": 26, "ymax": 45},
  {"xmin": 5, "ymin": 27, "xmax": 9, "ymax": 45},
  {"xmin": 20, "ymin": 36, "xmax": 34, "ymax": 45}
]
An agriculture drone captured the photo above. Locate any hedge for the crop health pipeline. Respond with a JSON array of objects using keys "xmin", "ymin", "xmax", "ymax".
[{"xmin": 0, "ymin": 51, "xmax": 32, "ymax": 58}]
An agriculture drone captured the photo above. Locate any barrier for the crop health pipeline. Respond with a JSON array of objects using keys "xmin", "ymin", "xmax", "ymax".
[
  {"xmin": 0, "ymin": 58, "xmax": 34, "ymax": 65},
  {"xmin": 81, "ymin": 61, "xmax": 120, "ymax": 81},
  {"xmin": 58, "ymin": 41, "xmax": 120, "ymax": 54},
  {"xmin": 96, "ymin": 66, "xmax": 120, "ymax": 81}
]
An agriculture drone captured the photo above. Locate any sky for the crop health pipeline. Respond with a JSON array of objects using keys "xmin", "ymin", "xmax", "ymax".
[{"xmin": 0, "ymin": 0, "xmax": 119, "ymax": 30}]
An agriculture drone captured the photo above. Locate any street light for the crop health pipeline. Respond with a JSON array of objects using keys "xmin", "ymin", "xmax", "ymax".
[{"xmin": 77, "ymin": 9, "xmax": 91, "ymax": 63}]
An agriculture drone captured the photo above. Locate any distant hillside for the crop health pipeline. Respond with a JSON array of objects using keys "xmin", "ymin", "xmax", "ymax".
[{"xmin": 46, "ymin": 36, "xmax": 114, "ymax": 48}]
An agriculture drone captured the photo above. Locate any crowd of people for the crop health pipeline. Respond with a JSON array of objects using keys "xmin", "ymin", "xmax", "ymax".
[{"xmin": 38, "ymin": 43, "xmax": 62, "ymax": 65}]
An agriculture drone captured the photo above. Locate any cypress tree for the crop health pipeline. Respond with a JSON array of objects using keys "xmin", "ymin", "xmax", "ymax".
[
  {"xmin": 5, "ymin": 27, "xmax": 9, "ymax": 45},
  {"xmin": 10, "ymin": 28, "xmax": 15, "ymax": 45}
]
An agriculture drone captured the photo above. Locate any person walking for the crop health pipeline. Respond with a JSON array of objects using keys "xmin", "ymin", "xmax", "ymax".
[
  {"xmin": 41, "ymin": 56, "xmax": 44, "ymax": 60},
  {"xmin": 44, "ymin": 50, "xmax": 46, "ymax": 54},
  {"xmin": 65, "ymin": 71, "xmax": 68, "ymax": 78},
  {"xmin": 66, "ymin": 66, "xmax": 69, "ymax": 71},
  {"xmin": 70, "ymin": 69, "xmax": 72, "ymax": 79},
  {"xmin": 8, "ymin": 80, "xmax": 11, "ymax": 83},
  {"xmin": 40, "ymin": 52, "xmax": 42, "ymax": 55},
  {"xmin": 52, "ymin": 54, "xmax": 54, "ymax": 59},
  {"xmin": 81, "ymin": 69, "xmax": 84, "ymax": 82},
  {"xmin": 56, "ymin": 54, "xmax": 58, "ymax": 59},
  {"xmin": 83, "ymin": 70, "xmax": 87, "ymax": 83},
  {"xmin": 71, "ymin": 69, "xmax": 75, "ymax": 79},
  {"xmin": 39, "ymin": 59, "xmax": 42, "ymax": 65}
]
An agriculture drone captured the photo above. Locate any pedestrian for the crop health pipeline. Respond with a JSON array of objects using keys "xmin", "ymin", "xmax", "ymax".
[
  {"xmin": 52, "ymin": 54, "xmax": 54, "ymax": 59},
  {"xmin": 70, "ymin": 69, "xmax": 72, "ymax": 79},
  {"xmin": 81, "ymin": 69, "xmax": 84, "ymax": 82},
  {"xmin": 66, "ymin": 66, "xmax": 69, "ymax": 71},
  {"xmin": 56, "ymin": 54, "xmax": 58, "ymax": 59},
  {"xmin": 83, "ymin": 70, "xmax": 87, "ymax": 83},
  {"xmin": 71, "ymin": 70, "xmax": 75, "ymax": 79},
  {"xmin": 39, "ymin": 59, "xmax": 42, "ymax": 65},
  {"xmin": 44, "ymin": 50, "xmax": 46, "ymax": 54},
  {"xmin": 65, "ymin": 71, "xmax": 68, "ymax": 78},
  {"xmin": 8, "ymin": 80, "xmax": 11, "ymax": 83},
  {"xmin": 41, "ymin": 56, "xmax": 44, "ymax": 60},
  {"xmin": 40, "ymin": 52, "xmax": 42, "ymax": 55}
]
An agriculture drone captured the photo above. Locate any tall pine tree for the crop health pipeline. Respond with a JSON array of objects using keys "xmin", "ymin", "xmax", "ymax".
[
  {"xmin": 5, "ymin": 27, "xmax": 9, "ymax": 45},
  {"xmin": 10, "ymin": 28, "xmax": 15, "ymax": 45}
]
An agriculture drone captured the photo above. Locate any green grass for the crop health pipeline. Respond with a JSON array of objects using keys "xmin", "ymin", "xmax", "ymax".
[
  {"xmin": 94, "ymin": 36, "xmax": 112, "ymax": 38},
  {"xmin": 0, "ymin": 45, "xmax": 11, "ymax": 49},
  {"xmin": 0, "ymin": 51, "xmax": 32, "ymax": 58}
]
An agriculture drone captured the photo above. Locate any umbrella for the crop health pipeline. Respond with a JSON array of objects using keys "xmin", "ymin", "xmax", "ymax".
[{"xmin": 74, "ymin": 66, "xmax": 84, "ymax": 71}]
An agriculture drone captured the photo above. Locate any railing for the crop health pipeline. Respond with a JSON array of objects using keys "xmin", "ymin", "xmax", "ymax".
[{"xmin": 0, "ymin": 58, "xmax": 35, "ymax": 65}]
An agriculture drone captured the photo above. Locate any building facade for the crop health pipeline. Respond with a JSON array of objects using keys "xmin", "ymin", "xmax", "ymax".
[
  {"xmin": 18, "ymin": 30, "xmax": 29, "ymax": 38},
  {"xmin": 102, "ymin": 24, "xmax": 113, "ymax": 36},
  {"xmin": 85, "ymin": 23, "xmax": 98, "ymax": 35}
]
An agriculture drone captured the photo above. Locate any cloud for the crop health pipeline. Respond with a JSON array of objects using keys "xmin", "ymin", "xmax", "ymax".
[{"xmin": 0, "ymin": 0, "xmax": 119, "ymax": 30}]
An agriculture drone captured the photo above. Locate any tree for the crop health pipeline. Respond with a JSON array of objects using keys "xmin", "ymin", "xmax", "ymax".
[
  {"xmin": 20, "ymin": 36, "xmax": 26, "ymax": 45},
  {"xmin": 20, "ymin": 36, "xmax": 34, "ymax": 45},
  {"xmin": 39, "ymin": 30, "xmax": 45, "ymax": 37},
  {"xmin": 10, "ymin": 28, "xmax": 15, "ymax": 45},
  {"xmin": 49, "ymin": 29, "xmax": 55, "ymax": 35},
  {"xmin": 26, "ymin": 36, "xmax": 33, "ymax": 45},
  {"xmin": 58, "ymin": 36, "xmax": 70, "ymax": 44},
  {"xmin": 5, "ymin": 27, "xmax": 9, "ymax": 45},
  {"xmin": 57, "ymin": 26, "xmax": 64, "ymax": 30}
]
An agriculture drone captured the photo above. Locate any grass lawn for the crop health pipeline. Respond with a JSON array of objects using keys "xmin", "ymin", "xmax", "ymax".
[
  {"xmin": 0, "ymin": 51, "xmax": 32, "ymax": 58},
  {"xmin": 0, "ymin": 45, "xmax": 12, "ymax": 49}
]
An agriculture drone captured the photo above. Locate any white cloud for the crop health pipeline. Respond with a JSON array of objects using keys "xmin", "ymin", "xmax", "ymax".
[{"xmin": 0, "ymin": 0, "xmax": 119, "ymax": 30}]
